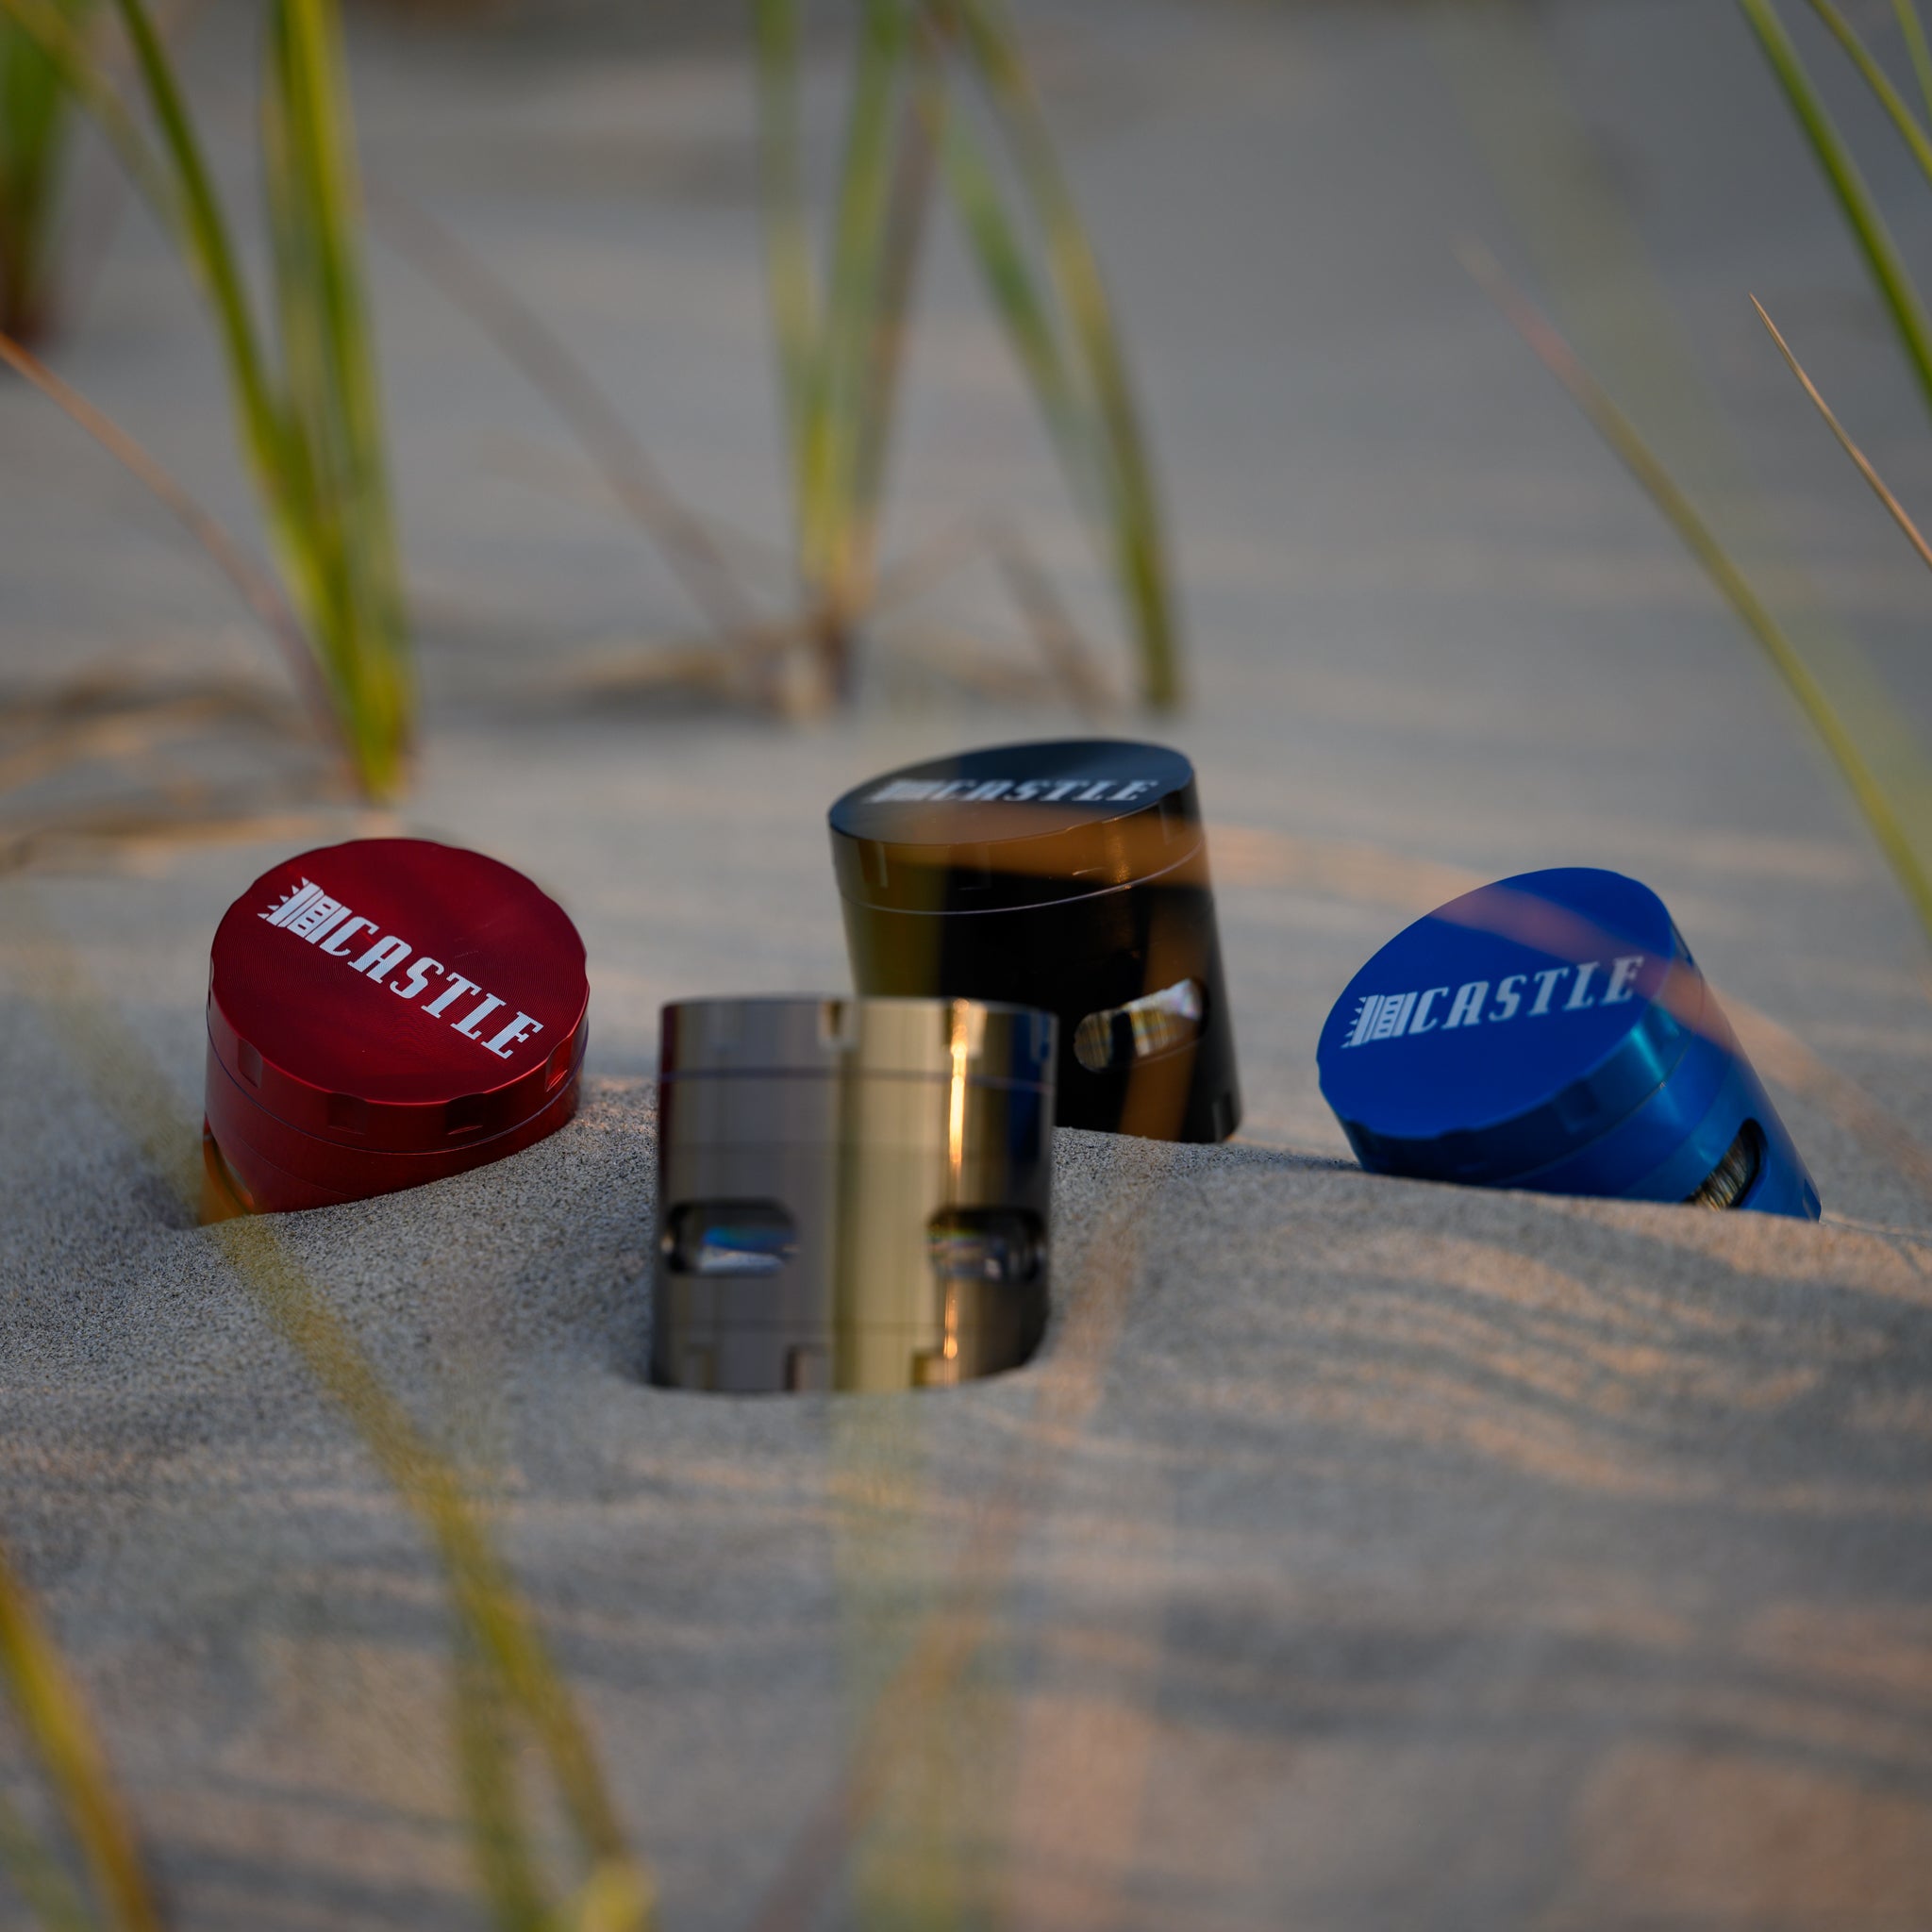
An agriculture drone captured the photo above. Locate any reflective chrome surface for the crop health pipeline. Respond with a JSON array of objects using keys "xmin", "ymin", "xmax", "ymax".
[
  {"xmin": 651, "ymin": 996, "xmax": 1056, "ymax": 1393},
  {"xmin": 1073, "ymin": 975, "xmax": 1204, "ymax": 1074}
]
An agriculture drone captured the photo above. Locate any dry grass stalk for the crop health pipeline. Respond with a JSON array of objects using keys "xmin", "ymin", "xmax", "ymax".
[
  {"xmin": 986, "ymin": 516, "xmax": 1116, "ymax": 714},
  {"xmin": 1741, "ymin": 0, "xmax": 1932, "ymax": 417},
  {"xmin": 1462, "ymin": 240, "xmax": 1932, "ymax": 943},
  {"xmin": 0, "ymin": 328, "xmax": 338, "ymax": 745},
  {"xmin": 1752, "ymin": 295, "xmax": 1932, "ymax": 575},
  {"xmin": 364, "ymin": 184, "xmax": 765, "ymax": 652}
]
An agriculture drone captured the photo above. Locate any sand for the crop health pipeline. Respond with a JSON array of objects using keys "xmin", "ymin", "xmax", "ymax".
[{"xmin": 6, "ymin": 0, "xmax": 1932, "ymax": 1925}]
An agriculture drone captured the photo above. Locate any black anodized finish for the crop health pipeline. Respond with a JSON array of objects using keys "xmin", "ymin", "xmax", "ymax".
[{"xmin": 829, "ymin": 739, "xmax": 1241, "ymax": 1142}]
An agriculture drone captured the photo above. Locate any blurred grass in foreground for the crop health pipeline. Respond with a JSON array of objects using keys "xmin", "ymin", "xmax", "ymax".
[
  {"xmin": 1441, "ymin": 0, "xmax": 1932, "ymax": 952},
  {"xmin": 0, "ymin": 0, "xmax": 411, "ymax": 803},
  {"xmin": 755, "ymin": 0, "xmax": 1180, "ymax": 710},
  {"xmin": 1730, "ymin": 0, "xmax": 1932, "ymax": 938},
  {"xmin": 0, "ymin": 0, "xmax": 89, "ymax": 341},
  {"xmin": 0, "ymin": 1543, "xmax": 163, "ymax": 1932},
  {"xmin": 0, "ymin": 882, "xmax": 658, "ymax": 1932},
  {"xmin": 1465, "ymin": 245, "xmax": 1932, "ymax": 937},
  {"xmin": 1740, "ymin": 0, "xmax": 1932, "ymax": 411}
]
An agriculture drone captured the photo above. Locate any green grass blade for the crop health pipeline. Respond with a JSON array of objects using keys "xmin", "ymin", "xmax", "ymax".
[
  {"xmin": 218, "ymin": 1218, "xmax": 665, "ymax": 1923},
  {"xmin": 1805, "ymin": 0, "xmax": 1932, "ymax": 181},
  {"xmin": 949, "ymin": 0, "xmax": 1180, "ymax": 708},
  {"xmin": 7, "ymin": 889, "xmax": 658, "ymax": 1924},
  {"xmin": 0, "ymin": 0, "xmax": 90, "ymax": 340},
  {"xmin": 938, "ymin": 105, "xmax": 1100, "ymax": 537},
  {"xmin": 0, "ymin": 1542, "xmax": 165, "ymax": 1932},
  {"xmin": 802, "ymin": 0, "xmax": 909, "ymax": 618},
  {"xmin": 752, "ymin": 0, "xmax": 819, "ymax": 508},
  {"xmin": 1895, "ymin": 0, "xmax": 1932, "ymax": 119},
  {"xmin": 0, "ymin": 0, "xmax": 169, "ymax": 225},
  {"xmin": 213, "ymin": 1218, "xmax": 637, "ymax": 1881},
  {"xmin": 279, "ymin": 0, "xmax": 404, "ymax": 653},
  {"xmin": 0, "ymin": 1787, "xmax": 101, "ymax": 1932},
  {"xmin": 846, "ymin": 24, "xmax": 941, "ymax": 562},
  {"xmin": 1, "ymin": 0, "xmax": 408, "ymax": 798},
  {"xmin": 452, "ymin": 1633, "xmax": 550, "ymax": 1932},
  {"xmin": 1740, "ymin": 0, "xmax": 1932, "ymax": 421},
  {"xmin": 551, "ymin": 1864, "xmax": 657, "ymax": 1932},
  {"xmin": 259, "ymin": 0, "xmax": 411, "ymax": 797},
  {"xmin": 1468, "ymin": 242, "xmax": 1932, "ymax": 942},
  {"xmin": 258, "ymin": 47, "xmax": 335, "ymax": 698},
  {"xmin": 105, "ymin": 0, "xmax": 286, "ymax": 493}
]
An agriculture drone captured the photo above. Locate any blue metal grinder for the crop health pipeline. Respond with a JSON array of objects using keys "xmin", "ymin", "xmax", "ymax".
[{"xmin": 1317, "ymin": 867, "xmax": 1820, "ymax": 1219}]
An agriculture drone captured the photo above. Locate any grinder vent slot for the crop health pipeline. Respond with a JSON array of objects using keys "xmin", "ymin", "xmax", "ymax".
[
  {"xmin": 1074, "ymin": 976, "xmax": 1203, "ymax": 1074},
  {"xmin": 927, "ymin": 1207, "xmax": 1042, "ymax": 1286},
  {"xmin": 663, "ymin": 1200, "xmax": 798, "ymax": 1277},
  {"xmin": 1685, "ymin": 1122, "xmax": 1764, "ymax": 1211}
]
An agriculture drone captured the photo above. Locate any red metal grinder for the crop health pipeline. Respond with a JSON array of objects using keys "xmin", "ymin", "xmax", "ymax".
[{"xmin": 203, "ymin": 838, "xmax": 589, "ymax": 1215}]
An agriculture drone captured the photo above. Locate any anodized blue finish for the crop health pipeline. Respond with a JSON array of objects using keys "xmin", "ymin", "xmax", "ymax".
[{"xmin": 1317, "ymin": 867, "xmax": 1821, "ymax": 1220}]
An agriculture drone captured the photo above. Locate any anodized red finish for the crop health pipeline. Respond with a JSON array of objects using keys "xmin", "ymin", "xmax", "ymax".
[
  {"xmin": 204, "ymin": 1050, "xmax": 583, "ymax": 1212},
  {"xmin": 206, "ymin": 838, "xmax": 589, "ymax": 1209}
]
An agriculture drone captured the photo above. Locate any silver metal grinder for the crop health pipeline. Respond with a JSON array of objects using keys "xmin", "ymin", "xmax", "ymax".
[{"xmin": 650, "ymin": 995, "xmax": 1057, "ymax": 1393}]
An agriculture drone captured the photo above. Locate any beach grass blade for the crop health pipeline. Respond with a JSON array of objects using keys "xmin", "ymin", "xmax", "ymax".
[
  {"xmin": 0, "ymin": 0, "xmax": 91, "ymax": 341},
  {"xmin": 937, "ymin": 104, "xmax": 1093, "ymax": 516},
  {"xmin": 210, "ymin": 1215, "xmax": 652, "ymax": 1915},
  {"xmin": 0, "ymin": 1542, "xmax": 164, "ymax": 1932},
  {"xmin": 0, "ymin": 325, "xmax": 340, "ymax": 748},
  {"xmin": 259, "ymin": 0, "xmax": 409, "ymax": 793},
  {"xmin": 453, "ymin": 1630, "xmax": 550, "ymax": 1932},
  {"xmin": 0, "ymin": 0, "xmax": 166, "ymax": 215},
  {"xmin": 1804, "ymin": 0, "xmax": 1932, "ymax": 180},
  {"xmin": 750, "ymin": 0, "xmax": 1179, "ymax": 708},
  {"xmin": 557, "ymin": 1864, "xmax": 658, "ymax": 1932},
  {"xmin": 104, "ymin": 0, "xmax": 285, "ymax": 485},
  {"xmin": 757, "ymin": 0, "xmax": 947, "ymax": 694},
  {"xmin": 946, "ymin": 0, "xmax": 1179, "ymax": 709},
  {"xmin": 3, "ymin": 887, "xmax": 658, "ymax": 1930},
  {"xmin": 753, "ymin": 0, "xmax": 819, "ymax": 509},
  {"xmin": 210, "ymin": 1217, "xmax": 658, "ymax": 1930},
  {"xmin": 1896, "ymin": 0, "xmax": 1932, "ymax": 118},
  {"xmin": 1465, "ymin": 242, "xmax": 1932, "ymax": 941},
  {"xmin": 845, "ymin": 21, "xmax": 941, "ymax": 578},
  {"xmin": 212, "ymin": 1225, "xmax": 657, "ymax": 1931},
  {"xmin": 0, "ymin": 1788, "xmax": 99, "ymax": 1932},
  {"xmin": 1739, "ymin": 0, "xmax": 1932, "ymax": 419},
  {"xmin": 365, "ymin": 185, "xmax": 760, "ymax": 641},
  {"xmin": 807, "ymin": 0, "xmax": 909, "ymax": 660},
  {"xmin": 0, "ymin": 0, "xmax": 412, "ymax": 799},
  {"xmin": 1753, "ymin": 292, "xmax": 1932, "ymax": 573}
]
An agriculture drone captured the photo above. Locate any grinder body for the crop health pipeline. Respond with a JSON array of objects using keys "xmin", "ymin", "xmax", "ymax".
[
  {"xmin": 651, "ymin": 996, "xmax": 1056, "ymax": 1393},
  {"xmin": 829, "ymin": 739, "xmax": 1241, "ymax": 1143},
  {"xmin": 1318, "ymin": 867, "xmax": 1821, "ymax": 1219}
]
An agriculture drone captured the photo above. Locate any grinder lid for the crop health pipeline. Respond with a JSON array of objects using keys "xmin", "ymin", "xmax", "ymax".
[
  {"xmin": 208, "ymin": 838, "xmax": 589, "ymax": 1162},
  {"xmin": 1317, "ymin": 867, "xmax": 1702, "ymax": 1185},
  {"xmin": 829, "ymin": 738, "xmax": 1202, "ymax": 914}
]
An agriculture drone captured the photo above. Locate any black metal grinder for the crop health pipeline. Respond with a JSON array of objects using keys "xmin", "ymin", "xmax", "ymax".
[{"xmin": 828, "ymin": 739, "xmax": 1241, "ymax": 1142}]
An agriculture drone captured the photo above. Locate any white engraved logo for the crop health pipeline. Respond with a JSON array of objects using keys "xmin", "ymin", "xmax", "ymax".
[
  {"xmin": 259, "ymin": 877, "xmax": 547, "ymax": 1062},
  {"xmin": 1341, "ymin": 956, "xmax": 1649, "ymax": 1048},
  {"xmin": 867, "ymin": 776, "xmax": 1163, "ymax": 806}
]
